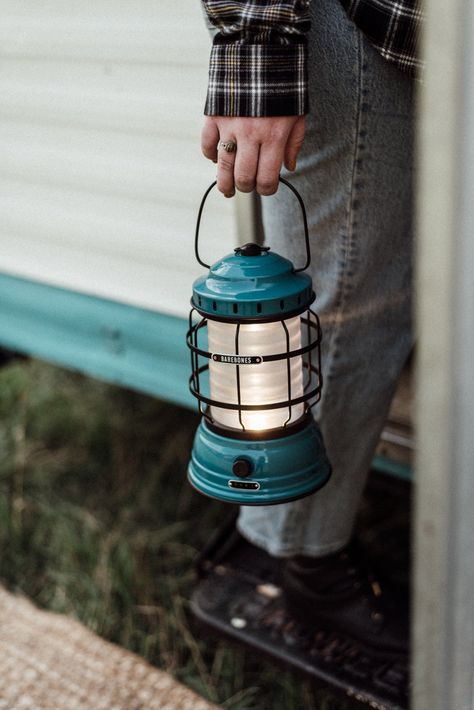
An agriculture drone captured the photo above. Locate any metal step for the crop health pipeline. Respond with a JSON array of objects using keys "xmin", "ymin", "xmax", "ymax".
[{"xmin": 191, "ymin": 473, "xmax": 411, "ymax": 710}]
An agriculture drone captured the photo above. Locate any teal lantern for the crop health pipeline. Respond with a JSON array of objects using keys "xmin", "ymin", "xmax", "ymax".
[{"xmin": 187, "ymin": 178, "xmax": 331, "ymax": 505}]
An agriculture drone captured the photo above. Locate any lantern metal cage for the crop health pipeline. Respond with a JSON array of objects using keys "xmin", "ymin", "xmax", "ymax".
[{"xmin": 186, "ymin": 304, "xmax": 323, "ymax": 439}]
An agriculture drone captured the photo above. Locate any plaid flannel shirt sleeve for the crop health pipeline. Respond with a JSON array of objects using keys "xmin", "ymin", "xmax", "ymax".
[
  {"xmin": 201, "ymin": 0, "xmax": 311, "ymax": 117},
  {"xmin": 340, "ymin": 0, "xmax": 423, "ymax": 77}
]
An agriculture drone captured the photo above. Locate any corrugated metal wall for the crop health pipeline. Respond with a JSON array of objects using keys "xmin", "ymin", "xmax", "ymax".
[{"xmin": 0, "ymin": 1, "xmax": 240, "ymax": 317}]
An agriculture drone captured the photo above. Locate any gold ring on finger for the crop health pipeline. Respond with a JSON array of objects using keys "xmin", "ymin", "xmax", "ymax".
[{"xmin": 219, "ymin": 140, "xmax": 237, "ymax": 153}]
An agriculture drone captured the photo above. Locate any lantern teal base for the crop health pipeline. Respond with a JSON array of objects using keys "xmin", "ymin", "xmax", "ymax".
[{"xmin": 188, "ymin": 418, "xmax": 331, "ymax": 505}]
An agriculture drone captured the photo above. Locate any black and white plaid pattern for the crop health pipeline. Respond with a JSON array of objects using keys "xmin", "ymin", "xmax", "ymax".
[
  {"xmin": 202, "ymin": 0, "xmax": 311, "ymax": 40},
  {"xmin": 203, "ymin": 0, "xmax": 310, "ymax": 116},
  {"xmin": 202, "ymin": 0, "xmax": 422, "ymax": 117},
  {"xmin": 340, "ymin": 0, "xmax": 423, "ymax": 76},
  {"xmin": 205, "ymin": 42, "xmax": 308, "ymax": 116}
]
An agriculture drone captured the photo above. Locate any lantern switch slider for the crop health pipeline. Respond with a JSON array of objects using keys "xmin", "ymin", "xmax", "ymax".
[{"xmin": 228, "ymin": 480, "xmax": 260, "ymax": 491}]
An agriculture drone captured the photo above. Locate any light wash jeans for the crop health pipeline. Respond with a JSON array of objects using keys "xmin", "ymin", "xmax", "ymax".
[{"xmin": 238, "ymin": 0, "xmax": 415, "ymax": 557}]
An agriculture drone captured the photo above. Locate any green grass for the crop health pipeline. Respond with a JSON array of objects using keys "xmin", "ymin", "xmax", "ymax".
[{"xmin": 0, "ymin": 358, "xmax": 347, "ymax": 709}]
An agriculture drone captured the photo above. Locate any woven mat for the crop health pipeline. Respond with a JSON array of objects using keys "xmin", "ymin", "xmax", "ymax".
[{"xmin": 0, "ymin": 586, "xmax": 218, "ymax": 710}]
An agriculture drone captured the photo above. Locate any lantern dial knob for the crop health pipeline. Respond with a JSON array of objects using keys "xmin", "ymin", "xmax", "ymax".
[
  {"xmin": 234, "ymin": 243, "xmax": 270, "ymax": 257},
  {"xmin": 232, "ymin": 457, "xmax": 253, "ymax": 478}
]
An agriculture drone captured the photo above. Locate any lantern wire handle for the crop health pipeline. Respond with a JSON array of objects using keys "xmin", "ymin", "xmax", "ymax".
[{"xmin": 194, "ymin": 176, "xmax": 311, "ymax": 272}]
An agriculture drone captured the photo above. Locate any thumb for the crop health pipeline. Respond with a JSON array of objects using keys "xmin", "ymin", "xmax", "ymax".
[{"xmin": 284, "ymin": 116, "xmax": 306, "ymax": 171}]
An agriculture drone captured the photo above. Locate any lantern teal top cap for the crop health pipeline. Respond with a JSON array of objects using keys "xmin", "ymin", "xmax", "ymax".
[{"xmin": 192, "ymin": 243, "xmax": 314, "ymax": 319}]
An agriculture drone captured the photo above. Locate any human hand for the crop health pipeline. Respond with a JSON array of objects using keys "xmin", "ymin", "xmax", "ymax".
[{"xmin": 201, "ymin": 115, "xmax": 306, "ymax": 197}]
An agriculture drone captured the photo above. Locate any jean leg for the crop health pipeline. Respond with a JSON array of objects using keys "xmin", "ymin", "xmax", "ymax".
[{"xmin": 237, "ymin": 0, "xmax": 415, "ymax": 557}]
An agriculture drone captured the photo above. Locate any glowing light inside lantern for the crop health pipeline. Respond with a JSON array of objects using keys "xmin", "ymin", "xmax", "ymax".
[{"xmin": 208, "ymin": 317, "xmax": 304, "ymax": 431}]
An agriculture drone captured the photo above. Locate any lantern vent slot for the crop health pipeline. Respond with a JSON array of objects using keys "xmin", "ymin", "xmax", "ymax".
[
  {"xmin": 280, "ymin": 300, "xmax": 285, "ymax": 310},
  {"xmin": 257, "ymin": 303, "xmax": 262, "ymax": 313},
  {"xmin": 233, "ymin": 304, "xmax": 239, "ymax": 314},
  {"xmin": 212, "ymin": 301, "xmax": 217, "ymax": 311}
]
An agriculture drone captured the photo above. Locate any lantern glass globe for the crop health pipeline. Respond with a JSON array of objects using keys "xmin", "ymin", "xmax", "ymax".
[{"xmin": 208, "ymin": 317, "xmax": 305, "ymax": 431}]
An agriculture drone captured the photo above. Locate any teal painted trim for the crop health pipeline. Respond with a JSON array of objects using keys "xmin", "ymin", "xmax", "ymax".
[
  {"xmin": 0, "ymin": 273, "xmax": 194, "ymax": 409},
  {"xmin": 372, "ymin": 454, "xmax": 413, "ymax": 482}
]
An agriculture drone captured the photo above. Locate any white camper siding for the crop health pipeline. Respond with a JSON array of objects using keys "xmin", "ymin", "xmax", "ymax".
[{"xmin": 0, "ymin": 1, "xmax": 240, "ymax": 317}]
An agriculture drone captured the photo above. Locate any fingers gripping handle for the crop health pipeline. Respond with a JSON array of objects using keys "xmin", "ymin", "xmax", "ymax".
[{"xmin": 194, "ymin": 177, "xmax": 312, "ymax": 273}]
